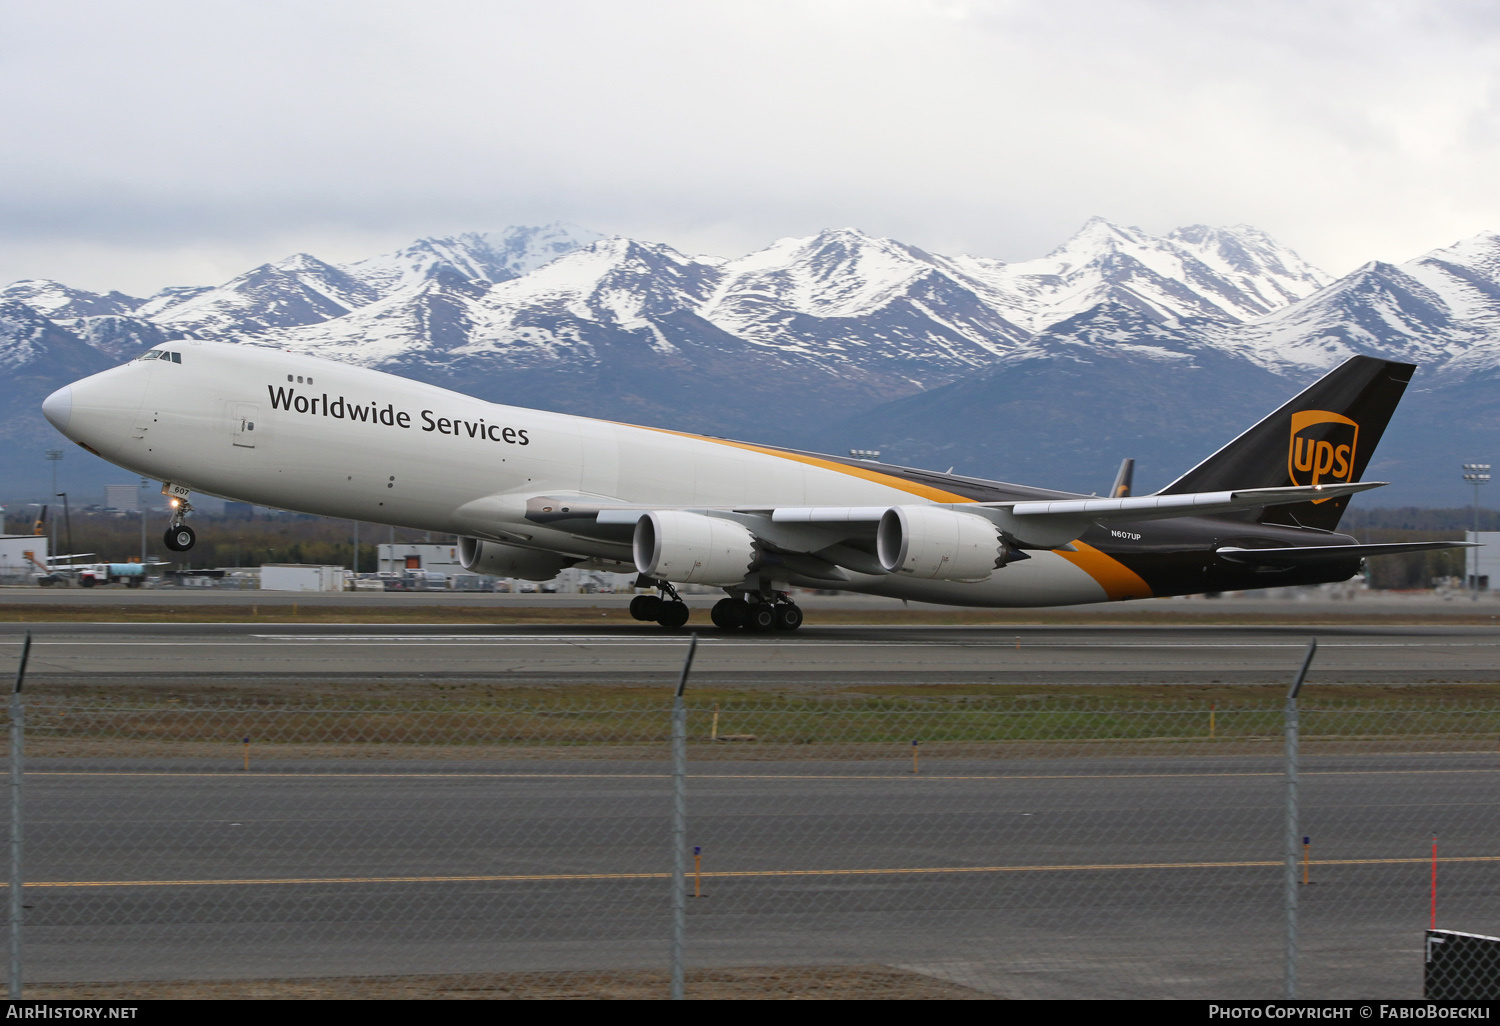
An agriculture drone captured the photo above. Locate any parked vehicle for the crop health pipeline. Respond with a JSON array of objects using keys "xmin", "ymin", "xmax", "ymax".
[{"xmin": 77, "ymin": 562, "xmax": 147, "ymax": 588}]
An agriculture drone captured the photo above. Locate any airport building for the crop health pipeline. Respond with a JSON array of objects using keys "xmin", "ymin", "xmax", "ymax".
[
  {"xmin": 0, "ymin": 536, "xmax": 50, "ymax": 583},
  {"xmin": 260, "ymin": 564, "xmax": 347, "ymax": 592},
  {"xmin": 1466, "ymin": 531, "xmax": 1500, "ymax": 590},
  {"xmin": 377, "ymin": 543, "xmax": 463, "ymax": 575}
]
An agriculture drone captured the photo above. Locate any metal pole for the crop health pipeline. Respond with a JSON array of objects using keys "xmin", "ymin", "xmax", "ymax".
[
  {"xmin": 1285, "ymin": 638, "xmax": 1316, "ymax": 1000},
  {"xmin": 1463, "ymin": 465, "xmax": 1490, "ymax": 595},
  {"xmin": 670, "ymin": 634, "xmax": 697, "ymax": 1002},
  {"xmin": 10, "ymin": 631, "xmax": 30, "ymax": 999},
  {"xmin": 44, "ymin": 451, "xmax": 61, "ymax": 572}
]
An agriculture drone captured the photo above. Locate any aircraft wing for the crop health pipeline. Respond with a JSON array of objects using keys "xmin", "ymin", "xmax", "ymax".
[
  {"xmin": 771, "ymin": 482, "xmax": 1386, "ymax": 550},
  {"xmin": 526, "ymin": 481, "xmax": 1386, "ymax": 557}
]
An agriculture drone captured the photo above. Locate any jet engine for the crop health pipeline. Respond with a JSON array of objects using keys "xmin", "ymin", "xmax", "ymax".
[
  {"xmin": 876, "ymin": 505, "xmax": 1010, "ymax": 581},
  {"xmin": 458, "ymin": 537, "xmax": 578, "ymax": 582},
  {"xmin": 633, "ymin": 510, "xmax": 757, "ymax": 586}
]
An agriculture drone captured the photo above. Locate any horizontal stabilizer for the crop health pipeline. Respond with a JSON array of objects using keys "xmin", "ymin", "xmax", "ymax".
[
  {"xmin": 1002, "ymin": 481, "xmax": 1384, "ymax": 522},
  {"xmin": 1216, "ymin": 540, "xmax": 1476, "ymax": 567}
]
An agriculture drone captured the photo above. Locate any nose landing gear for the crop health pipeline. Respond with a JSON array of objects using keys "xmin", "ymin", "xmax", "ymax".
[
  {"xmin": 163, "ymin": 524, "xmax": 196, "ymax": 552},
  {"xmin": 162, "ymin": 489, "xmax": 197, "ymax": 552}
]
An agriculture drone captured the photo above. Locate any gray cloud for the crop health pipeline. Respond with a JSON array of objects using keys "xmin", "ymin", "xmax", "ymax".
[{"xmin": 4, "ymin": 0, "xmax": 1500, "ymax": 292}]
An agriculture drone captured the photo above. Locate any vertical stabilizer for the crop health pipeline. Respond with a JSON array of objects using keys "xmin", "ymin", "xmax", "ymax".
[{"xmin": 1158, "ymin": 356, "xmax": 1415, "ymax": 531}]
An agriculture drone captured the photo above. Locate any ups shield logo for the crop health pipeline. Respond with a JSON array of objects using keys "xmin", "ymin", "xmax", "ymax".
[{"xmin": 1289, "ymin": 410, "xmax": 1359, "ymax": 500}]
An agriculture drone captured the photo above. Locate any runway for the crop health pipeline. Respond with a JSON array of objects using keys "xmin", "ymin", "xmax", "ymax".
[
  {"xmin": 4, "ymin": 611, "xmax": 1497, "ymax": 998},
  {"xmin": 3, "ymin": 620, "xmax": 1500, "ymax": 686},
  {"xmin": 20, "ymin": 750, "xmax": 1499, "ymax": 998}
]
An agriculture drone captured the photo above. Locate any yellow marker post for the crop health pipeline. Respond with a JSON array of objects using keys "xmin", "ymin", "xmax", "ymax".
[
  {"xmin": 242, "ymin": 737, "xmax": 250, "ymax": 772},
  {"xmin": 912, "ymin": 740, "xmax": 919, "ymax": 775},
  {"xmin": 1210, "ymin": 701, "xmax": 1216, "ymax": 740},
  {"xmin": 292, "ymin": 602, "xmax": 297, "ymax": 618},
  {"xmin": 693, "ymin": 846, "xmax": 702, "ymax": 899},
  {"xmin": 1303, "ymin": 836, "xmax": 1310, "ymax": 885},
  {"xmin": 711, "ymin": 705, "xmax": 719, "ymax": 742}
]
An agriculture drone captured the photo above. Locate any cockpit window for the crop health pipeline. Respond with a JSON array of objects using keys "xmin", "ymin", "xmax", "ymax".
[
  {"xmin": 139, "ymin": 351, "xmax": 160, "ymax": 361},
  {"xmin": 168, "ymin": 352, "xmax": 181, "ymax": 363}
]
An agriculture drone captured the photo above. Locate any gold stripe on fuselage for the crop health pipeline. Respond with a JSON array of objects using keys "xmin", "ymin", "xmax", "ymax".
[
  {"xmin": 1056, "ymin": 542, "xmax": 1153, "ymax": 600},
  {"xmin": 634, "ymin": 426, "xmax": 976, "ymax": 503}
]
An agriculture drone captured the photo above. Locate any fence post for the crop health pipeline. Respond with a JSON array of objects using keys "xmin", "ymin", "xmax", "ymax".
[
  {"xmin": 671, "ymin": 634, "xmax": 698, "ymax": 1001},
  {"xmin": 9, "ymin": 632, "xmax": 30, "ymax": 1000},
  {"xmin": 1285, "ymin": 638, "xmax": 1316, "ymax": 1000}
]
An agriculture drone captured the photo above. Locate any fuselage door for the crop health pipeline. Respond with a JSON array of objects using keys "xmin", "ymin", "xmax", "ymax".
[{"xmin": 232, "ymin": 402, "xmax": 260, "ymax": 448}]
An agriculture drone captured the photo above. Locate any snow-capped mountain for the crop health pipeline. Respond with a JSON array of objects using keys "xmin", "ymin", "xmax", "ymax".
[
  {"xmin": 0, "ymin": 280, "xmax": 141, "ymax": 320},
  {"xmin": 343, "ymin": 223, "xmax": 605, "ymax": 296},
  {"xmin": 124, "ymin": 223, "xmax": 607, "ymax": 342},
  {"xmin": 242, "ymin": 219, "xmax": 1334, "ymax": 399},
  {"xmin": 0, "ymin": 301, "xmax": 116, "ymax": 463},
  {"xmin": 1235, "ymin": 232, "xmax": 1500, "ymax": 376},
  {"xmin": 5, "ymin": 218, "xmax": 1500, "ymax": 505},
  {"xmin": 136, "ymin": 253, "xmax": 380, "ymax": 335}
]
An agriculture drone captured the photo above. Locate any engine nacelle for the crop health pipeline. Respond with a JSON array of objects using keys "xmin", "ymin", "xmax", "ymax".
[
  {"xmin": 876, "ymin": 505, "xmax": 1009, "ymax": 581},
  {"xmin": 458, "ymin": 537, "xmax": 577, "ymax": 582},
  {"xmin": 633, "ymin": 511, "xmax": 757, "ymax": 586}
]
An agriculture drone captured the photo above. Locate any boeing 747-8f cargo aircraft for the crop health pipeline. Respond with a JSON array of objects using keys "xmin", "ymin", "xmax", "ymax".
[{"xmin": 40, "ymin": 343, "xmax": 1465, "ymax": 630}]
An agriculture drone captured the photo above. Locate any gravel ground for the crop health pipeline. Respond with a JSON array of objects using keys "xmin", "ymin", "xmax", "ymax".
[{"xmin": 24, "ymin": 966, "xmax": 996, "ymax": 1000}]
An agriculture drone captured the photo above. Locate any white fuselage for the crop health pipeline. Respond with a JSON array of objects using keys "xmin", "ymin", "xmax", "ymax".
[{"xmin": 44, "ymin": 340, "xmax": 1117, "ymax": 606}]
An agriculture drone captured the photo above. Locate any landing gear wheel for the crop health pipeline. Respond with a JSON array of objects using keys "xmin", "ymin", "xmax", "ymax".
[
  {"xmin": 745, "ymin": 603, "xmax": 777, "ymax": 632},
  {"xmin": 772, "ymin": 603, "xmax": 804, "ymax": 631},
  {"xmin": 710, "ymin": 598, "xmax": 751, "ymax": 630},
  {"xmin": 655, "ymin": 601, "xmax": 690, "ymax": 628},
  {"xmin": 629, "ymin": 594, "xmax": 663, "ymax": 621},
  {"xmin": 163, "ymin": 525, "xmax": 196, "ymax": 552}
]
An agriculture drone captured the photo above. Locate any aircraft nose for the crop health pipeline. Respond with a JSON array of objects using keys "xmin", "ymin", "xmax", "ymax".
[{"xmin": 42, "ymin": 386, "xmax": 72, "ymax": 433}]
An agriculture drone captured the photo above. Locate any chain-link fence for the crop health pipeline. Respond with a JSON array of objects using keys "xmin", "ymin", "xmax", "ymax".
[{"xmin": 4, "ymin": 673, "xmax": 1500, "ymax": 998}]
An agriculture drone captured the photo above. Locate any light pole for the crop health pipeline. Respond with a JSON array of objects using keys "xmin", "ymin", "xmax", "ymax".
[
  {"xmin": 43, "ymin": 451, "xmax": 62, "ymax": 564},
  {"xmin": 139, "ymin": 477, "xmax": 149, "ymax": 565},
  {"xmin": 1462, "ymin": 463, "xmax": 1490, "ymax": 595}
]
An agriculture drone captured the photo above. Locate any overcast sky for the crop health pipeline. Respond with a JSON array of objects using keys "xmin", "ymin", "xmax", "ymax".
[{"xmin": 4, "ymin": 0, "xmax": 1500, "ymax": 294}]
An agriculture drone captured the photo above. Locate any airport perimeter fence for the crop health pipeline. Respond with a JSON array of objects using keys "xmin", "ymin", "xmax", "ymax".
[{"xmin": 3, "ymin": 676, "xmax": 1500, "ymax": 998}]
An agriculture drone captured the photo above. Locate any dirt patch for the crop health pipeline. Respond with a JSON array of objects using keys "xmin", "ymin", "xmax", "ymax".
[
  {"xmin": 19, "ymin": 737, "xmax": 1498, "ymax": 762},
  {"xmin": 25, "ymin": 966, "xmax": 996, "ymax": 1000}
]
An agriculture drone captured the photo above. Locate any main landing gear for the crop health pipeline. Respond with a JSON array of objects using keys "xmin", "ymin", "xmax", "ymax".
[
  {"xmin": 710, "ymin": 593, "xmax": 803, "ymax": 632},
  {"xmin": 628, "ymin": 579, "xmax": 805, "ymax": 632},
  {"xmin": 628, "ymin": 579, "xmax": 691, "ymax": 628}
]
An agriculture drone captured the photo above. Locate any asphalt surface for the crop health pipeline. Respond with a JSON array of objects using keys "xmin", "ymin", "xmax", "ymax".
[
  {"xmin": 4, "ymin": 584, "xmax": 1500, "ymax": 615},
  {"xmin": 3, "ymin": 620, "xmax": 1500, "ymax": 686},
  {"xmin": 19, "ymin": 751, "xmax": 1497, "ymax": 998}
]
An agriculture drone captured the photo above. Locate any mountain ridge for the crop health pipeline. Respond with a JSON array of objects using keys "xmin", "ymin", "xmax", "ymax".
[{"xmin": 4, "ymin": 218, "xmax": 1498, "ymax": 506}]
